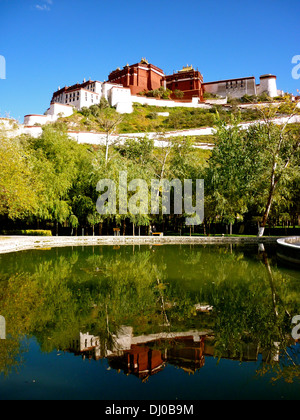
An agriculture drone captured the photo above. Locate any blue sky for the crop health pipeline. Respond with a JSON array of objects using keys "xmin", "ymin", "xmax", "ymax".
[{"xmin": 0, "ymin": 0, "xmax": 299, "ymax": 122}]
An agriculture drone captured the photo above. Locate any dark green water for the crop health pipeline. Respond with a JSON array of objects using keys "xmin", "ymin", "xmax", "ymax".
[{"xmin": 0, "ymin": 243, "xmax": 299, "ymax": 400}]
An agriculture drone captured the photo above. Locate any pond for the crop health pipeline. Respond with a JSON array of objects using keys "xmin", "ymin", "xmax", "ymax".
[{"xmin": 0, "ymin": 243, "xmax": 299, "ymax": 401}]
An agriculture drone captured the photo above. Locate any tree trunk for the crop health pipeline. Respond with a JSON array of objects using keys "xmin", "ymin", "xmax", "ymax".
[
  {"xmin": 258, "ymin": 183, "xmax": 277, "ymax": 237},
  {"xmin": 105, "ymin": 133, "xmax": 109, "ymax": 163}
]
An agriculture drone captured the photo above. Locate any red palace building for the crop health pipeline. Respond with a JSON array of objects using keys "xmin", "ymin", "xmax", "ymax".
[
  {"xmin": 108, "ymin": 59, "xmax": 165, "ymax": 96},
  {"xmin": 165, "ymin": 65, "xmax": 204, "ymax": 101},
  {"xmin": 108, "ymin": 59, "xmax": 204, "ymax": 101}
]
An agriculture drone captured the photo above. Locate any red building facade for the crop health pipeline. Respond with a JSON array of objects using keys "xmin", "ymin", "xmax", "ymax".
[
  {"xmin": 108, "ymin": 59, "xmax": 165, "ymax": 95},
  {"xmin": 165, "ymin": 66, "xmax": 204, "ymax": 101},
  {"xmin": 108, "ymin": 60, "xmax": 204, "ymax": 101}
]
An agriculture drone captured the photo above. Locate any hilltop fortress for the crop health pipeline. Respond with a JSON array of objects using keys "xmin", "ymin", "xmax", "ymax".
[{"xmin": 24, "ymin": 58, "xmax": 285, "ymax": 126}]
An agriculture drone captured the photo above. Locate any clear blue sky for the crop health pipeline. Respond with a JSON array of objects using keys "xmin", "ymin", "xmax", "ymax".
[{"xmin": 0, "ymin": 0, "xmax": 299, "ymax": 122}]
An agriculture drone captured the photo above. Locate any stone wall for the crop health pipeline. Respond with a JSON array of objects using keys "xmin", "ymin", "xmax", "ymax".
[{"xmin": 203, "ymin": 77, "xmax": 257, "ymax": 98}]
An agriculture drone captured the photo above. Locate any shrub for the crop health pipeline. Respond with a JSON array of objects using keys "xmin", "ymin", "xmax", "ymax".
[
  {"xmin": 1, "ymin": 230, "xmax": 52, "ymax": 236},
  {"xmin": 174, "ymin": 89, "xmax": 184, "ymax": 99}
]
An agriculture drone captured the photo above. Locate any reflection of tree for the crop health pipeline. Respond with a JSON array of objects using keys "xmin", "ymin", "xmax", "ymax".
[
  {"xmin": 0, "ymin": 244, "xmax": 298, "ymax": 381},
  {"xmin": 256, "ymin": 248, "xmax": 299, "ymax": 383},
  {"xmin": 257, "ymin": 344, "xmax": 300, "ymax": 384},
  {"xmin": 0, "ymin": 338, "xmax": 26, "ymax": 377},
  {"xmin": 0, "ymin": 272, "xmax": 42, "ymax": 375}
]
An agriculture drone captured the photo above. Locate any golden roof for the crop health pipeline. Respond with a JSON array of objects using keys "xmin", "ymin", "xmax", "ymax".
[{"xmin": 178, "ymin": 65, "xmax": 194, "ymax": 73}]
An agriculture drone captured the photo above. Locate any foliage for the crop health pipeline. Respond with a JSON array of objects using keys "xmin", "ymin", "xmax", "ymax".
[
  {"xmin": 206, "ymin": 108, "xmax": 300, "ymax": 235},
  {"xmin": 0, "ymin": 99, "xmax": 299, "ymax": 236},
  {"xmin": 0, "ymin": 135, "xmax": 41, "ymax": 219},
  {"xmin": 0, "ymin": 229, "xmax": 52, "ymax": 236},
  {"xmin": 0, "ymin": 244, "xmax": 298, "ymax": 383}
]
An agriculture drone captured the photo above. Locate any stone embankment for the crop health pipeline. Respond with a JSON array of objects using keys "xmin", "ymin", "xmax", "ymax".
[
  {"xmin": 0, "ymin": 235, "xmax": 282, "ymax": 255},
  {"xmin": 277, "ymin": 237, "xmax": 300, "ymax": 265}
]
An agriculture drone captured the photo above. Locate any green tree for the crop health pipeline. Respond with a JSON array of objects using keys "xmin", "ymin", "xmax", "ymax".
[
  {"xmin": 97, "ymin": 108, "xmax": 123, "ymax": 163},
  {"xmin": 206, "ymin": 114, "xmax": 251, "ymax": 233},
  {"xmin": 0, "ymin": 134, "xmax": 40, "ymax": 219},
  {"xmin": 206, "ymin": 104, "xmax": 300, "ymax": 236},
  {"xmin": 24, "ymin": 125, "xmax": 81, "ymax": 232}
]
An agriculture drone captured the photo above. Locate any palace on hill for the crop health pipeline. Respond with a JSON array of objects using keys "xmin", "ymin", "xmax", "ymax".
[{"xmin": 24, "ymin": 58, "xmax": 284, "ymax": 126}]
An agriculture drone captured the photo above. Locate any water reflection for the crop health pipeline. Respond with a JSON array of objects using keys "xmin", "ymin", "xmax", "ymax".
[{"xmin": 0, "ymin": 243, "xmax": 299, "ymax": 389}]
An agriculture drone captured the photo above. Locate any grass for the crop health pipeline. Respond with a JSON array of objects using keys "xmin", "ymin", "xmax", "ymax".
[
  {"xmin": 55, "ymin": 103, "xmax": 300, "ymax": 147},
  {"xmin": 57, "ymin": 103, "xmax": 265, "ymax": 135}
]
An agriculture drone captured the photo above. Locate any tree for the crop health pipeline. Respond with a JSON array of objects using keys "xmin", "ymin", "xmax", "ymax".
[
  {"xmin": 97, "ymin": 108, "xmax": 123, "ymax": 163},
  {"xmin": 87, "ymin": 211, "xmax": 103, "ymax": 236},
  {"xmin": 206, "ymin": 114, "xmax": 251, "ymax": 233},
  {"xmin": 251, "ymin": 104, "xmax": 300, "ymax": 236},
  {"xmin": 206, "ymin": 103, "xmax": 300, "ymax": 236},
  {"xmin": 24, "ymin": 125, "xmax": 81, "ymax": 232},
  {"xmin": 0, "ymin": 134, "xmax": 41, "ymax": 219},
  {"xmin": 174, "ymin": 89, "xmax": 184, "ymax": 99}
]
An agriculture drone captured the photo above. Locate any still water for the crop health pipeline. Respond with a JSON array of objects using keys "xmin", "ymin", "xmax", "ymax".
[{"xmin": 0, "ymin": 243, "xmax": 299, "ymax": 400}]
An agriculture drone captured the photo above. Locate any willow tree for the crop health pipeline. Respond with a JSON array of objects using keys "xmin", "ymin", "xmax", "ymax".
[
  {"xmin": 252, "ymin": 104, "xmax": 300, "ymax": 236},
  {"xmin": 0, "ymin": 134, "xmax": 41, "ymax": 220},
  {"xmin": 97, "ymin": 107, "xmax": 123, "ymax": 163},
  {"xmin": 207, "ymin": 103, "xmax": 300, "ymax": 236},
  {"xmin": 24, "ymin": 125, "xmax": 82, "ymax": 232},
  {"xmin": 206, "ymin": 115, "xmax": 252, "ymax": 233}
]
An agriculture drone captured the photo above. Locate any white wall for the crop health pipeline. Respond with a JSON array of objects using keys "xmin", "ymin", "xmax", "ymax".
[
  {"xmin": 24, "ymin": 114, "xmax": 52, "ymax": 126},
  {"xmin": 257, "ymin": 76, "xmax": 278, "ymax": 97},
  {"xmin": 0, "ymin": 117, "xmax": 18, "ymax": 130},
  {"xmin": 47, "ymin": 103, "xmax": 74, "ymax": 118},
  {"xmin": 110, "ymin": 87, "xmax": 133, "ymax": 113},
  {"xmin": 24, "ymin": 103, "xmax": 74, "ymax": 126},
  {"xmin": 131, "ymin": 95, "xmax": 211, "ymax": 109}
]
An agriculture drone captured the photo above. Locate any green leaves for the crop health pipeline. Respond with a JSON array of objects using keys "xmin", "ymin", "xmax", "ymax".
[
  {"xmin": 0, "ymin": 135, "xmax": 40, "ymax": 219},
  {"xmin": 205, "ymin": 107, "xmax": 300, "ymax": 233}
]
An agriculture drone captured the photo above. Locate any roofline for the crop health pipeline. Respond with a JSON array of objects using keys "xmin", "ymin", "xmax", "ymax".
[
  {"xmin": 260, "ymin": 74, "xmax": 277, "ymax": 79},
  {"xmin": 203, "ymin": 76, "xmax": 256, "ymax": 85},
  {"xmin": 24, "ymin": 114, "xmax": 48, "ymax": 117},
  {"xmin": 50, "ymin": 102, "xmax": 74, "ymax": 107}
]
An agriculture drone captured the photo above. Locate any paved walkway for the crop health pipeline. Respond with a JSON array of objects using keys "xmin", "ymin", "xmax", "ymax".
[{"xmin": 0, "ymin": 235, "xmax": 282, "ymax": 255}]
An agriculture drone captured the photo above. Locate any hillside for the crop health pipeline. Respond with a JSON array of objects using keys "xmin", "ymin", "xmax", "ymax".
[{"xmin": 55, "ymin": 100, "xmax": 300, "ymax": 137}]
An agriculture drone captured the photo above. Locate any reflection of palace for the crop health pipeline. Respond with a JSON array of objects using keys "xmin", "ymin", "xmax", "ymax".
[
  {"xmin": 67, "ymin": 327, "xmax": 207, "ymax": 380},
  {"xmin": 66, "ymin": 326, "xmax": 286, "ymax": 381}
]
